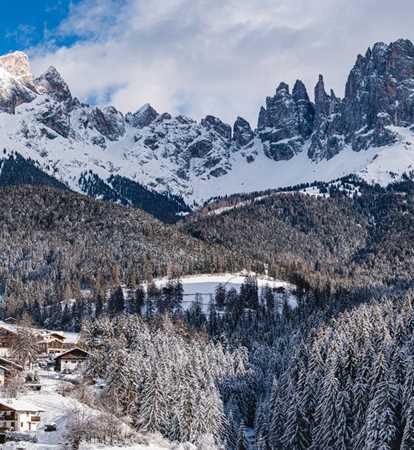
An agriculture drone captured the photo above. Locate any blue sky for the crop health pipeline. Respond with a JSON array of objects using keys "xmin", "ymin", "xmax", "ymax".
[
  {"xmin": 0, "ymin": 1, "xmax": 78, "ymax": 54},
  {"xmin": 3, "ymin": 0, "xmax": 414, "ymax": 124}
]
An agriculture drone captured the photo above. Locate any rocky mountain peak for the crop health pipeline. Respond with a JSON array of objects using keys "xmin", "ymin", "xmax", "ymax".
[
  {"xmin": 0, "ymin": 40, "xmax": 414, "ymax": 210},
  {"xmin": 0, "ymin": 51, "xmax": 33, "ymax": 85},
  {"xmin": 314, "ymin": 74, "xmax": 330, "ymax": 120},
  {"xmin": 233, "ymin": 116, "xmax": 253, "ymax": 147},
  {"xmin": 126, "ymin": 103, "xmax": 159, "ymax": 128},
  {"xmin": 276, "ymin": 81, "xmax": 290, "ymax": 95},
  {"xmin": 200, "ymin": 115, "xmax": 232, "ymax": 140},
  {"xmin": 34, "ymin": 66, "xmax": 72, "ymax": 103}
]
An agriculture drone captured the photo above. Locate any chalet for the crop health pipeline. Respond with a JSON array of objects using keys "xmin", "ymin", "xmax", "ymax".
[
  {"xmin": 38, "ymin": 332, "xmax": 78, "ymax": 355},
  {"xmin": 49, "ymin": 332, "xmax": 65, "ymax": 341},
  {"xmin": 0, "ymin": 400, "xmax": 44, "ymax": 432},
  {"xmin": 54, "ymin": 348, "xmax": 90, "ymax": 373}
]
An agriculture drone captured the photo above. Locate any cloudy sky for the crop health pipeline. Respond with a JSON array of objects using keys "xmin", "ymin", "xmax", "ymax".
[{"xmin": 3, "ymin": 0, "xmax": 414, "ymax": 124}]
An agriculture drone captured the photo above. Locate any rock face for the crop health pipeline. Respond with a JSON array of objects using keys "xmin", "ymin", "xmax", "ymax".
[
  {"xmin": 257, "ymin": 39, "xmax": 414, "ymax": 162},
  {"xmin": 91, "ymin": 106, "xmax": 125, "ymax": 141},
  {"xmin": 0, "ymin": 52, "xmax": 36, "ymax": 113},
  {"xmin": 201, "ymin": 115, "xmax": 232, "ymax": 141},
  {"xmin": 0, "ymin": 51, "xmax": 33, "ymax": 85},
  {"xmin": 126, "ymin": 103, "xmax": 158, "ymax": 128},
  {"xmin": 342, "ymin": 39, "xmax": 414, "ymax": 149},
  {"xmin": 233, "ymin": 117, "xmax": 254, "ymax": 147},
  {"xmin": 257, "ymin": 81, "xmax": 314, "ymax": 161},
  {"xmin": 34, "ymin": 66, "xmax": 72, "ymax": 103}
]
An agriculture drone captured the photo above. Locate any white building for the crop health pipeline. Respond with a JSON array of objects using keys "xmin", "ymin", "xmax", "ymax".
[
  {"xmin": 54, "ymin": 347, "xmax": 90, "ymax": 373},
  {"xmin": 0, "ymin": 400, "xmax": 44, "ymax": 432}
]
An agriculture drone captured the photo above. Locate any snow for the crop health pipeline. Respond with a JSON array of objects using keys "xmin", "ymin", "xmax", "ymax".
[
  {"xmin": 1, "ymin": 81, "xmax": 414, "ymax": 207},
  {"xmin": 1, "ymin": 371, "xmax": 173, "ymax": 450},
  {"xmin": 0, "ymin": 399, "xmax": 44, "ymax": 412},
  {"xmin": 149, "ymin": 272, "xmax": 297, "ymax": 310},
  {"xmin": 0, "ymin": 59, "xmax": 413, "ymax": 208},
  {"xmin": 0, "ymin": 321, "xmax": 79, "ymax": 343}
]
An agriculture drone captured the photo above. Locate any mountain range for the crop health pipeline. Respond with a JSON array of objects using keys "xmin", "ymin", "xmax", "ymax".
[{"xmin": 1, "ymin": 38, "xmax": 414, "ymax": 220}]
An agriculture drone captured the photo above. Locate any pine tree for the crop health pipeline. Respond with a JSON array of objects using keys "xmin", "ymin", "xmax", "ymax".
[
  {"xmin": 236, "ymin": 421, "xmax": 249, "ymax": 450},
  {"xmin": 401, "ymin": 400, "xmax": 414, "ymax": 450},
  {"xmin": 108, "ymin": 286, "xmax": 125, "ymax": 316},
  {"xmin": 138, "ymin": 369, "xmax": 168, "ymax": 434},
  {"xmin": 95, "ymin": 292, "xmax": 104, "ymax": 318},
  {"xmin": 129, "ymin": 286, "xmax": 145, "ymax": 315},
  {"xmin": 364, "ymin": 378, "xmax": 400, "ymax": 450},
  {"xmin": 146, "ymin": 282, "xmax": 159, "ymax": 318},
  {"xmin": 215, "ymin": 283, "xmax": 226, "ymax": 309},
  {"xmin": 262, "ymin": 285, "xmax": 274, "ymax": 314}
]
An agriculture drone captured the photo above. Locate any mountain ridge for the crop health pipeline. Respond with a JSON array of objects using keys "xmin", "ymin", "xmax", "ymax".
[{"xmin": 0, "ymin": 39, "xmax": 414, "ymax": 214}]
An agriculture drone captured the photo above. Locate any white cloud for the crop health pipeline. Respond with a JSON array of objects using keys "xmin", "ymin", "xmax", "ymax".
[{"xmin": 28, "ymin": 0, "xmax": 414, "ymax": 125}]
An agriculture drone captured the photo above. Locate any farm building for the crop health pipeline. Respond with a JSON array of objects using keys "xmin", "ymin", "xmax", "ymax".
[
  {"xmin": 0, "ymin": 400, "xmax": 44, "ymax": 432},
  {"xmin": 54, "ymin": 348, "xmax": 89, "ymax": 373}
]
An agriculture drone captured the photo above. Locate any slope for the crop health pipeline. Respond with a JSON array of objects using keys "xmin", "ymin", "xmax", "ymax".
[
  {"xmin": 180, "ymin": 186, "xmax": 414, "ymax": 289},
  {"xmin": 0, "ymin": 185, "xmax": 251, "ymax": 316}
]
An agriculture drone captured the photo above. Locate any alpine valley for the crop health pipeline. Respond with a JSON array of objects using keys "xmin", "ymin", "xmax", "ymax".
[{"xmin": 1, "ymin": 39, "xmax": 414, "ymax": 221}]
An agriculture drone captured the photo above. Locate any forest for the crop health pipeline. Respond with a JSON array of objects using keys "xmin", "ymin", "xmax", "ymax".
[{"xmin": 2, "ymin": 181, "xmax": 414, "ymax": 449}]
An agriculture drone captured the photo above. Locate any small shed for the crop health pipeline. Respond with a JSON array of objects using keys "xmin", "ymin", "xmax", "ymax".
[{"xmin": 54, "ymin": 348, "xmax": 89, "ymax": 373}]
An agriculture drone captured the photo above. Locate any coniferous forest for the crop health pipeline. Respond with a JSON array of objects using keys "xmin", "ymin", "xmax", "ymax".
[{"xmin": 2, "ymin": 182, "xmax": 414, "ymax": 449}]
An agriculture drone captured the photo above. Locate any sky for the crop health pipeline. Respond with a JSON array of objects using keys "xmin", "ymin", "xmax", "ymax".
[{"xmin": 2, "ymin": 0, "xmax": 414, "ymax": 125}]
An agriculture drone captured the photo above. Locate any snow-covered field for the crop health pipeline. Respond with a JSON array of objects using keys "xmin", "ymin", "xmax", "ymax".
[{"xmin": 150, "ymin": 272, "xmax": 297, "ymax": 311}]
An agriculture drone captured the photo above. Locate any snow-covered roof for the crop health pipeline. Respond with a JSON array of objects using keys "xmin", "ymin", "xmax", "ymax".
[
  {"xmin": 54, "ymin": 347, "xmax": 90, "ymax": 360},
  {"xmin": 0, "ymin": 399, "xmax": 45, "ymax": 412},
  {"xmin": 0, "ymin": 357, "xmax": 23, "ymax": 371}
]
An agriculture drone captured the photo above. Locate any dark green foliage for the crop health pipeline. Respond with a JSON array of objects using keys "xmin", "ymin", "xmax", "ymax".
[
  {"xmin": 0, "ymin": 154, "xmax": 69, "ymax": 190},
  {"xmin": 108, "ymin": 286, "xmax": 125, "ymax": 316}
]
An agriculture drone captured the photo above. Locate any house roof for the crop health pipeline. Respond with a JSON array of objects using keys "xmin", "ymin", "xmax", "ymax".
[
  {"xmin": 0, "ymin": 399, "xmax": 45, "ymax": 412},
  {"xmin": 0, "ymin": 324, "xmax": 17, "ymax": 335},
  {"xmin": 0, "ymin": 357, "xmax": 23, "ymax": 371},
  {"xmin": 54, "ymin": 347, "xmax": 90, "ymax": 360},
  {"xmin": 49, "ymin": 332, "xmax": 66, "ymax": 340}
]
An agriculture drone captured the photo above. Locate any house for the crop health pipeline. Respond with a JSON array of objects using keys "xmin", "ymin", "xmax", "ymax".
[
  {"xmin": 37, "ymin": 332, "xmax": 78, "ymax": 355},
  {"xmin": 49, "ymin": 332, "xmax": 65, "ymax": 341},
  {"xmin": 0, "ymin": 400, "xmax": 44, "ymax": 432},
  {"xmin": 54, "ymin": 348, "xmax": 90, "ymax": 373}
]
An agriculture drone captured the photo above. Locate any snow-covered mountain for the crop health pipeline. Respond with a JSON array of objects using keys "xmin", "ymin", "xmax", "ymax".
[{"xmin": 1, "ymin": 39, "xmax": 414, "ymax": 215}]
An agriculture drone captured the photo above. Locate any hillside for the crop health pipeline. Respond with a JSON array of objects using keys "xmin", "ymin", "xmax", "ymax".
[
  {"xmin": 0, "ymin": 185, "xmax": 250, "ymax": 317},
  {"xmin": 180, "ymin": 186, "xmax": 414, "ymax": 289}
]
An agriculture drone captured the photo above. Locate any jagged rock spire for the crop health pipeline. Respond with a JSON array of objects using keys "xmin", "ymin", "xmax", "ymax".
[
  {"xmin": 314, "ymin": 74, "xmax": 330, "ymax": 120},
  {"xmin": 233, "ymin": 116, "xmax": 253, "ymax": 147},
  {"xmin": 293, "ymin": 80, "xmax": 314, "ymax": 139}
]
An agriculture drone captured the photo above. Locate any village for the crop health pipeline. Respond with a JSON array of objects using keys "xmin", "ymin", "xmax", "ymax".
[{"xmin": 0, "ymin": 319, "xmax": 90, "ymax": 447}]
